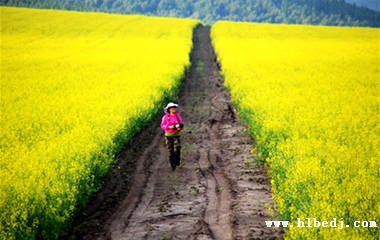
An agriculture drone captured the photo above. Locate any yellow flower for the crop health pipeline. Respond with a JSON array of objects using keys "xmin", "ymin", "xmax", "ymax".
[{"xmin": 212, "ymin": 21, "xmax": 379, "ymax": 239}]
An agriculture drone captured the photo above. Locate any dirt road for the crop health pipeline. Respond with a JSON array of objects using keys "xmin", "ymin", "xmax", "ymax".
[{"xmin": 69, "ymin": 25, "xmax": 284, "ymax": 240}]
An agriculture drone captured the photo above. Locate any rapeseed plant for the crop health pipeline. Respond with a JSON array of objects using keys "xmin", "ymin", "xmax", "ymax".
[
  {"xmin": 211, "ymin": 21, "xmax": 379, "ymax": 239},
  {"xmin": 1, "ymin": 7, "xmax": 199, "ymax": 239}
]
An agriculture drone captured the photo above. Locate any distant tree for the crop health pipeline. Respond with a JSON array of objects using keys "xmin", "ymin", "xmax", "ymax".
[
  {"xmin": 282, "ymin": 0, "xmax": 289, "ymax": 22},
  {"xmin": 1, "ymin": 0, "xmax": 379, "ymax": 26}
]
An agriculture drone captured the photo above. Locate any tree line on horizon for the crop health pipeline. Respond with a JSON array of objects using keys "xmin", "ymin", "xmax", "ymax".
[{"xmin": 1, "ymin": 0, "xmax": 379, "ymax": 27}]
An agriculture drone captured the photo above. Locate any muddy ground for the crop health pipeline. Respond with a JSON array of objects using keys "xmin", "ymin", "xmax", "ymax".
[{"xmin": 68, "ymin": 25, "xmax": 284, "ymax": 240}]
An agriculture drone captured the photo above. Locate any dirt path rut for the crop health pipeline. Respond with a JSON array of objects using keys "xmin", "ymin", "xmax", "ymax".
[{"xmin": 70, "ymin": 25, "xmax": 284, "ymax": 240}]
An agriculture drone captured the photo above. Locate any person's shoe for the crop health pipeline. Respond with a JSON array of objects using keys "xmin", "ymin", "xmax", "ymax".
[{"xmin": 171, "ymin": 164, "xmax": 176, "ymax": 171}]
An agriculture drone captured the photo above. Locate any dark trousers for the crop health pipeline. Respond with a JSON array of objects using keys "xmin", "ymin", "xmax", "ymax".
[{"xmin": 165, "ymin": 136, "xmax": 181, "ymax": 168}]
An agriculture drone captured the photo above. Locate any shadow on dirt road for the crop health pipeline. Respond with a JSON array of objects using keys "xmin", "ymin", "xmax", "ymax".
[{"xmin": 68, "ymin": 25, "xmax": 284, "ymax": 240}]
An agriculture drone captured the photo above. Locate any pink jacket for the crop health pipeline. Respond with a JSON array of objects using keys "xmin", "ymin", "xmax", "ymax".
[{"xmin": 161, "ymin": 113, "xmax": 183, "ymax": 134}]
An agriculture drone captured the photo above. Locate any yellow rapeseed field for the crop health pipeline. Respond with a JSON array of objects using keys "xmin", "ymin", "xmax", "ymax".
[
  {"xmin": 1, "ymin": 7, "xmax": 199, "ymax": 239},
  {"xmin": 211, "ymin": 21, "xmax": 379, "ymax": 239}
]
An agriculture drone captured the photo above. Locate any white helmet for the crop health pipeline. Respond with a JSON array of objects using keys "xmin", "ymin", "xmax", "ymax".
[{"xmin": 164, "ymin": 102, "xmax": 179, "ymax": 113}]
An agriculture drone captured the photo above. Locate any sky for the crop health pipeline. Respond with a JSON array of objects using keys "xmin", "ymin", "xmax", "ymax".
[{"xmin": 345, "ymin": 0, "xmax": 380, "ymax": 11}]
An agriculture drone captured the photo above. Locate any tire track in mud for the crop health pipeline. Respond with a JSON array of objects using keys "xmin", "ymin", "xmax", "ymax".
[{"xmin": 69, "ymin": 25, "xmax": 284, "ymax": 240}]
